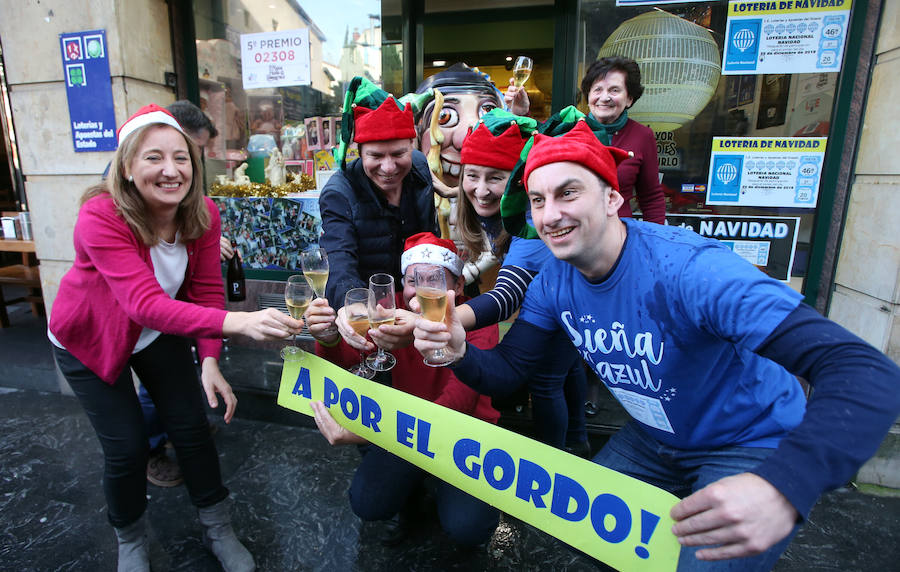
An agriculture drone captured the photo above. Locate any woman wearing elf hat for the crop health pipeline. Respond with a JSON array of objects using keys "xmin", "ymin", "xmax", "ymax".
[
  {"xmin": 48, "ymin": 103, "xmax": 302, "ymax": 571},
  {"xmin": 442, "ymin": 109, "xmax": 590, "ymax": 456}
]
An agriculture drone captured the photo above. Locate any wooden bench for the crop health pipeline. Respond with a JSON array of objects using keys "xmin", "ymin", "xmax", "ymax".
[
  {"xmin": 0, "ymin": 263, "xmax": 44, "ymax": 327},
  {"xmin": 0, "ymin": 230, "xmax": 44, "ymax": 327}
]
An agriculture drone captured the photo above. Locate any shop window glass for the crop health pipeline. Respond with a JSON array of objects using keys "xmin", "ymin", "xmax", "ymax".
[
  {"xmin": 192, "ymin": 0, "xmax": 390, "ymax": 273},
  {"xmin": 579, "ymin": 1, "xmax": 843, "ymax": 292},
  {"xmin": 193, "ymin": 0, "xmax": 388, "ymax": 183}
]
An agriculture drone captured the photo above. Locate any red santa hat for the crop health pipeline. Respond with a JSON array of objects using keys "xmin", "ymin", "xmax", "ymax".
[
  {"xmin": 401, "ymin": 232, "xmax": 464, "ymax": 277},
  {"xmin": 460, "ymin": 123, "xmax": 529, "ymax": 171},
  {"xmin": 117, "ymin": 103, "xmax": 185, "ymax": 145},
  {"xmin": 352, "ymin": 96, "xmax": 416, "ymax": 144},
  {"xmin": 522, "ymin": 120, "xmax": 631, "ymax": 191}
]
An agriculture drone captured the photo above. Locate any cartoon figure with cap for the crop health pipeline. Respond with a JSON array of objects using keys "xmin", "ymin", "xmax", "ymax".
[{"xmin": 414, "ymin": 119, "xmax": 900, "ymax": 569}]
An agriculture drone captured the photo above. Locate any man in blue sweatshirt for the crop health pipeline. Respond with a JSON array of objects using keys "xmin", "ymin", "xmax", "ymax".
[{"xmin": 413, "ymin": 121, "xmax": 900, "ymax": 570}]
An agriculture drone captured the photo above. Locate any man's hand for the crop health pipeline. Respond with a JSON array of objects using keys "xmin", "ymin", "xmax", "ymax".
[
  {"xmin": 504, "ymin": 78, "xmax": 531, "ymax": 116},
  {"xmin": 369, "ymin": 308, "xmax": 417, "ymax": 351},
  {"xmin": 671, "ymin": 473, "xmax": 798, "ymax": 561},
  {"xmin": 310, "ymin": 401, "xmax": 367, "ymax": 445},
  {"xmin": 200, "ymin": 357, "xmax": 237, "ymax": 423},
  {"xmin": 336, "ymin": 305, "xmax": 375, "ymax": 352},
  {"xmin": 413, "ymin": 290, "xmax": 467, "ymax": 362},
  {"xmin": 305, "ymin": 298, "xmax": 339, "ymax": 344}
]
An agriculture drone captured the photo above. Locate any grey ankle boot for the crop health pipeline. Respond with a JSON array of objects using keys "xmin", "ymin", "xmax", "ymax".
[
  {"xmin": 113, "ymin": 514, "xmax": 150, "ymax": 572},
  {"xmin": 198, "ymin": 497, "xmax": 256, "ymax": 572}
]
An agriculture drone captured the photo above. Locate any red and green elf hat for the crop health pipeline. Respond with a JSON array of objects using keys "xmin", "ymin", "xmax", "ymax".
[
  {"xmin": 335, "ymin": 76, "xmax": 433, "ymax": 170},
  {"xmin": 461, "ymin": 109, "xmax": 537, "ymax": 171},
  {"xmin": 500, "ymin": 105, "xmax": 624, "ymax": 239}
]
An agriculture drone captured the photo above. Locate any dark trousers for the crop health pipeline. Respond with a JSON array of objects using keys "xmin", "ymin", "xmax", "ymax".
[
  {"xmin": 349, "ymin": 445, "xmax": 499, "ymax": 546},
  {"xmin": 54, "ymin": 334, "xmax": 228, "ymax": 528},
  {"xmin": 528, "ymin": 331, "xmax": 588, "ymax": 448}
]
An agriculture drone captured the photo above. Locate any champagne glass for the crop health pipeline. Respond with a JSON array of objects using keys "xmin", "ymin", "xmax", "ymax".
[
  {"xmin": 281, "ymin": 275, "xmax": 313, "ymax": 361},
  {"xmin": 301, "ymin": 247, "xmax": 329, "ymax": 299},
  {"xmin": 365, "ymin": 273, "xmax": 397, "ymax": 372},
  {"xmin": 344, "ymin": 288, "xmax": 376, "ymax": 379},
  {"xmin": 414, "ymin": 265, "xmax": 455, "ymax": 367},
  {"xmin": 512, "ymin": 56, "xmax": 533, "ymax": 88}
]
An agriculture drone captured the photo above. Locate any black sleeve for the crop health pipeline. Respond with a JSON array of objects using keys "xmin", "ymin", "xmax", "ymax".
[
  {"xmin": 319, "ymin": 186, "xmax": 365, "ymax": 308},
  {"xmin": 450, "ymin": 318, "xmax": 558, "ymax": 398},
  {"xmin": 750, "ymin": 303, "xmax": 900, "ymax": 518},
  {"xmin": 465, "ymin": 266, "xmax": 538, "ymax": 330}
]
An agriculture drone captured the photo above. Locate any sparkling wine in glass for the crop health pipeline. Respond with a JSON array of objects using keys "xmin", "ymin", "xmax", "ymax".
[
  {"xmin": 512, "ymin": 56, "xmax": 533, "ymax": 88},
  {"xmin": 414, "ymin": 265, "xmax": 455, "ymax": 367},
  {"xmin": 301, "ymin": 247, "xmax": 329, "ymax": 299},
  {"xmin": 344, "ymin": 288, "xmax": 376, "ymax": 379},
  {"xmin": 281, "ymin": 275, "xmax": 312, "ymax": 361},
  {"xmin": 365, "ymin": 273, "xmax": 397, "ymax": 372}
]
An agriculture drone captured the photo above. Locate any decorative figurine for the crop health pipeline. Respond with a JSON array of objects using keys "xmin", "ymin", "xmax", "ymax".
[{"xmin": 233, "ymin": 162, "xmax": 251, "ymax": 185}]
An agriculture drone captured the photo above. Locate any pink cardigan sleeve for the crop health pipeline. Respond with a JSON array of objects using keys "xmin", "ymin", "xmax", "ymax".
[{"xmin": 76, "ymin": 196, "xmax": 228, "ymax": 341}]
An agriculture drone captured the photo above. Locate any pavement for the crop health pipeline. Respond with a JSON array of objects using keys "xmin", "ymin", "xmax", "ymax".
[{"xmin": 1, "ymin": 289, "xmax": 899, "ymax": 571}]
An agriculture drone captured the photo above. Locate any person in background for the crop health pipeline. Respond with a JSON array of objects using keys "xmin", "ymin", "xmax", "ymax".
[
  {"xmin": 306, "ymin": 232, "xmax": 500, "ymax": 546},
  {"xmin": 321, "ymin": 79, "xmax": 437, "ymax": 350},
  {"xmin": 505, "ymin": 56, "xmax": 666, "ymax": 225},
  {"xmin": 414, "ymin": 122, "xmax": 900, "ymax": 570},
  {"xmin": 49, "ymin": 104, "xmax": 302, "ymax": 571}
]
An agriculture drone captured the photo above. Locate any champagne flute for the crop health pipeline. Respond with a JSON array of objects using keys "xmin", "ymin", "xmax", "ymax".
[
  {"xmin": 512, "ymin": 56, "xmax": 533, "ymax": 88},
  {"xmin": 414, "ymin": 265, "xmax": 455, "ymax": 367},
  {"xmin": 344, "ymin": 288, "xmax": 376, "ymax": 379},
  {"xmin": 301, "ymin": 247, "xmax": 329, "ymax": 299},
  {"xmin": 365, "ymin": 273, "xmax": 397, "ymax": 372},
  {"xmin": 281, "ymin": 275, "xmax": 313, "ymax": 361}
]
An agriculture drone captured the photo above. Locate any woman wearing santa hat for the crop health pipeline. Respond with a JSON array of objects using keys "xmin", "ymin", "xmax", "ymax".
[
  {"xmin": 450, "ymin": 110, "xmax": 590, "ymax": 457},
  {"xmin": 48, "ymin": 104, "xmax": 302, "ymax": 571}
]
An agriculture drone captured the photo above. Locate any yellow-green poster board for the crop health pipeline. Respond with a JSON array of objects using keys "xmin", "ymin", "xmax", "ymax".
[{"xmin": 278, "ymin": 353, "xmax": 681, "ymax": 571}]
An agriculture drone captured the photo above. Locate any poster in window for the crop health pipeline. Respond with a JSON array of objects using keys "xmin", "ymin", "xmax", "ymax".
[
  {"xmin": 706, "ymin": 136, "xmax": 827, "ymax": 208},
  {"xmin": 756, "ymin": 74, "xmax": 789, "ymax": 130},
  {"xmin": 722, "ymin": 1, "xmax": 851, "ymax": 75},
  {"xmin": 738, "ymin": 75, "xmax": 756, "ymax": 106},
  {"xmin": 666, "ymin": 214, "xmax": 799, "ymax": 282},
  {"xmin": 726, "ymin": 77, "xmax": 740, "ymax": 110},
  {"xmin": 304, "ymin": 117, "xmax": 321, "ymax": 151},
  {"xmin": 321, "ymin": 118, "xmax": 332, "ymax": 149}
]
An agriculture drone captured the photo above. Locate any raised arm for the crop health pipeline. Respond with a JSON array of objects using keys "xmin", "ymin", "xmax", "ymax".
[
  {"xmin": 461, "ymin": 265, "xmax": 537, "ymax": 330},
  {"xmin": 671, "ymin": 303, "xmax": 900, "ymax": 561},
  {"xmin": 319, "ymin": 185, "xmax": 366, "ymax": 307}
]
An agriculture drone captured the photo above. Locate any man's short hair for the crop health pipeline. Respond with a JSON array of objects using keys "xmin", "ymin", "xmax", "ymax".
[{"xmin": 167, "ymin": 100, "xmax": 218, "ymax": 139}]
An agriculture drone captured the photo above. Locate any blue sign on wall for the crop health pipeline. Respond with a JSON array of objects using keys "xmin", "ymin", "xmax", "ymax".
[{"xmin": 59, "ymin": 29, "xmax": 117, "ymax": 152}]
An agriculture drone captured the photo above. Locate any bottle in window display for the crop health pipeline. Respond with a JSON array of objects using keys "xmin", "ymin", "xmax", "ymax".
[{"xmin": 227, "ymin": 239, "xmax": 246, "ymax": 302}]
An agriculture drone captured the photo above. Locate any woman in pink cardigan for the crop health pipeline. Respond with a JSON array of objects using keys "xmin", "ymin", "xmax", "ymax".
[{"xmin": 49, "ymin": 104, "xmax": 301, "ymax": 572}]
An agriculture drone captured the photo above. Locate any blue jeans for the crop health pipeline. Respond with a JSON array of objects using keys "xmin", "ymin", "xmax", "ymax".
[
  {"xmin": 592, "ymin": 422, "xmax": 800, "ymax": 572},
  {"xmin": 138, "ymin": 382, "xmax": 167, "ymax": 451},
  {"xmin": 528, "ymin": 331, "xmax": 588, "ymax": 448},
  {"xmin": 54, "ymin": 335, "xmax": 227, "ymax": 528},
  {"xmin": 349, "ymin": 444, "xmax": 499, "ymax": 546}
]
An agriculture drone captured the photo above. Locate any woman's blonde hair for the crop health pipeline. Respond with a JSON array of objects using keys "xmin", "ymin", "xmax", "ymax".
[
  {"xmin": 82, "ymin": 123, "xmax": 209, "ymax": 245},
  {"xmin": 454, "ymin": 164, "xmax": 511, "ymax": 262}
]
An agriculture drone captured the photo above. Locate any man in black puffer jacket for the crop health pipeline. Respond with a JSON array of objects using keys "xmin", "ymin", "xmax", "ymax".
[{"xmin": 320, "ymin": 93, "xmax": 438, "ymax": 352}]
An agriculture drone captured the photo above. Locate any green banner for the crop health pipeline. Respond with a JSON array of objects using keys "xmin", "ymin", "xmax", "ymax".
[{"xmin": 278, "ymin": 353, "xmax": 681, "ymax": 571}]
